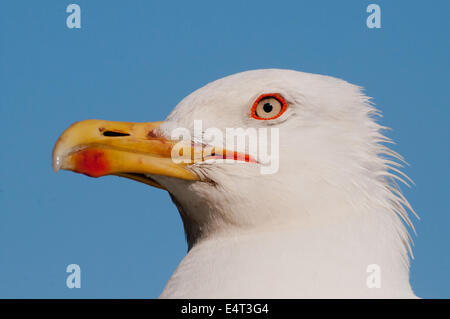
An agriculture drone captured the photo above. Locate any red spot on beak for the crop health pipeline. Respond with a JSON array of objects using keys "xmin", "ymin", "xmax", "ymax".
[{"xmin": 74, "ymin": 149, "xmax": 109, "ymax": 177}]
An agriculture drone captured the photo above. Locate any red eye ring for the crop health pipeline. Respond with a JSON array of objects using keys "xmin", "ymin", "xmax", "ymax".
[{"xmin": 251, "ymin": 93, "xmax": 287, "ymax": 120}]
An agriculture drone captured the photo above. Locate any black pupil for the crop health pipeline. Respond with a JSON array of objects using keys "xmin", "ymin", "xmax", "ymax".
[{"xmin": 263, "ymin": 102, "xmax": 273, "ymax": 113}]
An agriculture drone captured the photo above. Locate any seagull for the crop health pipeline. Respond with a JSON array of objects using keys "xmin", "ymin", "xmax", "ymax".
[{"xmin": 52, "ymin": 69, "xmax": 418, "ymax": 298}]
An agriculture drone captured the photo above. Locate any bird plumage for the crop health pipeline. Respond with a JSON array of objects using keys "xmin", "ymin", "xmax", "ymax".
[
  {"xmin": 149, "ymin": 69, "xmax": 417, "ymax": 298},
  {"xmin": 52, "ymin": 68, "xmax": 418, "ymax": 298}
]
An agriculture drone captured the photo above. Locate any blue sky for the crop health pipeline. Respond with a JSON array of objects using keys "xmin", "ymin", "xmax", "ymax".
[{"xmin": 0, "ymin": 1, "xmax": 448, "ymax": 298}]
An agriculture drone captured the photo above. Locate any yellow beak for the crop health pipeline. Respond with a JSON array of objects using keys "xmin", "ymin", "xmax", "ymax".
[{"xmin": 52, "ymin": 119, "xmax": 200, "ymax": 190}]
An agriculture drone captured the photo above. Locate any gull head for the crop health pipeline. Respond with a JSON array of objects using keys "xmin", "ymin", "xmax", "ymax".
[{"xmin": 52, "ymin": 69, "xmax": 415, "ymax": 250}]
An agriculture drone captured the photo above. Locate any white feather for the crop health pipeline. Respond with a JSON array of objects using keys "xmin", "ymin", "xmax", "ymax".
[{"xmin": 151, "ymin": 69, "xmax": 417, "ymax": 298}]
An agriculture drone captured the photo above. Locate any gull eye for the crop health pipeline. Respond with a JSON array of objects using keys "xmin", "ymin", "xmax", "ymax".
[{"xmin": 251, "ymin": 93, "xmax": 287, "ymax": 120}]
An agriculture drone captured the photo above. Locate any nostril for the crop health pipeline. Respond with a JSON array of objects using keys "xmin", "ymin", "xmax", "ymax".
[{"xmin": 102, "ymin": 131, "xmax": 130, "ymax": 137}]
